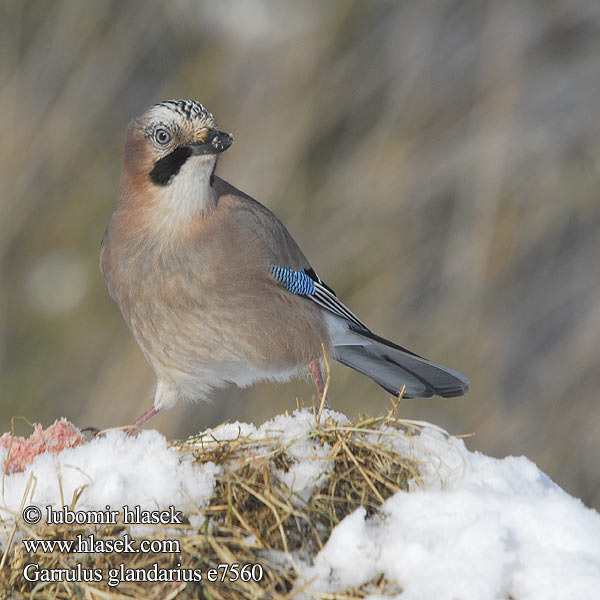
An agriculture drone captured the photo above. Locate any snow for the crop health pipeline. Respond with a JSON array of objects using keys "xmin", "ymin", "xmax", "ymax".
[
  {"xmin": 0, "ymin": 429, "xmax": 217, "ymax": 519},
  {"xmin": 305, "ymin": 444, "xmax": 600, "ymax": 599},
  {"xmin": 201, "ymin": 410, "xmax": 339, "ymax": 503},
  {"xmin": 1, "ymin": 410, "xmax": 600, "ymax": 599}
]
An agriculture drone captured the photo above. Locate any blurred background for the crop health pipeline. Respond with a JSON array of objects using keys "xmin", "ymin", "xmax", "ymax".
[{"xmin": 1, "ymin": 0, "xmax": 599, "ymax": 509}]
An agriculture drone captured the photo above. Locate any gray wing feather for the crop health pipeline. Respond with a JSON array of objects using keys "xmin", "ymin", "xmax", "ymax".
[
  {"xmin": 214, "ymin": 176, "xmax": 469, "ymax": 399},
  {"xmin": 213, "ymin": 176, "xmax": 311, "ymax": 270}
]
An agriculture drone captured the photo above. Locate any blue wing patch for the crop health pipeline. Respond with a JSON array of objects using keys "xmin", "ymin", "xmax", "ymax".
[
  {"xmin": 270, "ymin": 266, "xmax": 315, "ymax": 295},
  {"xmin": 269, "ymin": 266, "xmax": 368, "ymax": 329}
]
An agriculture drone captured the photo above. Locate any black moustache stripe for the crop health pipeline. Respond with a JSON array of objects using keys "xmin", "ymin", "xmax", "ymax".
[{"xmin": 149, "ymin": 146, "xmax": 193, "ymax": 186}]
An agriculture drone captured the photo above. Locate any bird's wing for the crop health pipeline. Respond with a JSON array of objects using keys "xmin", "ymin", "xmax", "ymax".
[
  {"xmin": 213, "ymin": 176, "xmax": 367, "ymax": 328},
  {"xmin": 214, "ymin": 176, "xmax": 313, "ymax": 271},
  {"xmin": 213, "ymin": 178, "xmax": 469, "ymax": 399},
  {"xmin": 269, "ymin": 265, "xmax": 470, "ymax": 398},
  {"xmin": 269, "ymin": 266, "xmax": 368, "ymax": 330}
]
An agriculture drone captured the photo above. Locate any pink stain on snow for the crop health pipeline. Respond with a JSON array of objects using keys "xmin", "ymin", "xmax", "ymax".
[{"xmin": 0, "ymin": 418, "xmax": 86, "ymax": 474}]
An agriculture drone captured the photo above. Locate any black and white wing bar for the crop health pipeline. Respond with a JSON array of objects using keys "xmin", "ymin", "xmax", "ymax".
[{"xmin": 310, "ymin": 277, "xmax": 369, "ymax": 331}]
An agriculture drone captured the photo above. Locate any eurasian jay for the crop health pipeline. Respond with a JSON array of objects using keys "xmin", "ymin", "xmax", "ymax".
[{"xmin": 100, "ymin": 100, "xmax": 469, "ymax": 429}]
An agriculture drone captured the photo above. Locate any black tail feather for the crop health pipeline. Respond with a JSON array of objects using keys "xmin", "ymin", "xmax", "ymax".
[{"xmin": 334, "ymin": 330, "xmax": 469, "ymax": 399}]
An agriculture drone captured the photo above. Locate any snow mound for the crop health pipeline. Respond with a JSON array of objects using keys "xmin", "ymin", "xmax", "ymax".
[
  {"xmin": 0, "ymin": 428, "xmax": 217, "ymax": 519},
  {"xmin": 0, "ymin": 410, "xmax": 598, "ymax": 599},
  {"xmin": 305, "ymin": 442, "xmax": 600, "ymax": 599}
]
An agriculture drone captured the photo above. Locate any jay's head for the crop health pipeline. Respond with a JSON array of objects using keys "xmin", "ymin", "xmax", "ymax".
[{"xmin": 122, "ymin": 100, "xmax": 233, "ymax": 190}]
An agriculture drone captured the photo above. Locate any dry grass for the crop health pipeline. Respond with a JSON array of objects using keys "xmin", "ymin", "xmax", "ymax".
[{"xmin": 0, "ymin": 403, "xmax": 432, "ymax": 599}]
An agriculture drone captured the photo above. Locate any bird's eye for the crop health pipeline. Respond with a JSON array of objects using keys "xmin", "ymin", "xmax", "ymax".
[{"xmin": 154, "ymin": 128, "xmax": 172, "ymax": 145}]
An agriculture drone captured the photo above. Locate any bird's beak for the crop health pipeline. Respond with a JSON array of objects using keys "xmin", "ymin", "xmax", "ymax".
[{"xmin": 188, "ymin": 130, "xmax": 234, "ymax": 155}]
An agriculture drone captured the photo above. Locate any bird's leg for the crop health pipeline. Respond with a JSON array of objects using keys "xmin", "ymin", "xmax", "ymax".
[
  {"xmin": 310, "ymin": 360, "xmax": 324, "ymax": 396},
  {"xmin": 126, "ymin": 406, "xmax": 159, "ymax": 435},
  {"xmin": 310, "ymin": 360, "xmax": 331, "ymax": 409}
]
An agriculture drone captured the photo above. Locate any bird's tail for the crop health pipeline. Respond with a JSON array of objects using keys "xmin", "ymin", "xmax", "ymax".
[{"xmin": 333, "ymin": 329, "xmax": 469, "ymax": 399}]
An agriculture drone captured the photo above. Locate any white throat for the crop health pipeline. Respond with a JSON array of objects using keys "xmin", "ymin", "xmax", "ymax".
[{"xmin": 159, "ymin": 155, "xmax": 216, "ymax": 229}]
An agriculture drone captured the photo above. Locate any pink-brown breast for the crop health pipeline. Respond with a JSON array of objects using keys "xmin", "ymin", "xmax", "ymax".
[{"xmin": 101, "ymin": 190, "xmax": 331, "ymax": 383}]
